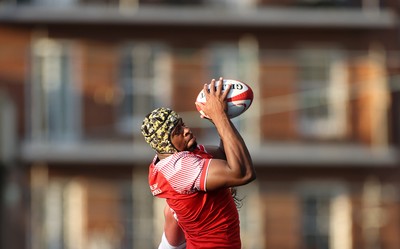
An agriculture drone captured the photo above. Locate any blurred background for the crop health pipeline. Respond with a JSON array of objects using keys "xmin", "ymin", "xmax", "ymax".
[{"xmin": 0, "ymin": 0, "xmax": 400, "ymax": 248}]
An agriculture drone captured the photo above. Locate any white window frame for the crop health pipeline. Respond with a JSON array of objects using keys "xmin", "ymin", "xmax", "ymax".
[
  {"xmin": 117, "ymin": 42, "xmax": 171, "ymax": 135},
  {"xmin": 29, "ymin": 38, "xmax": 81, "ymax": 142},
  {"xmin": 296, "ymin": 48, "xmax": 348, "ymax": 139}
]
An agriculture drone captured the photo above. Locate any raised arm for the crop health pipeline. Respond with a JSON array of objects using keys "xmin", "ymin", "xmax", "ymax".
[
  {"xmin": 196, "ymin": 77, "xmax": 256, "ymax": 191},
  {"xmin": 204, "ymin": 139, "xmax": 226, "ymax": 160}
]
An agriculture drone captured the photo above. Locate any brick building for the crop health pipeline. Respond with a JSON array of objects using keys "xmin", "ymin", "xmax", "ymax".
[{"xmin": 0, "ymin": 0, "xmax": 400, "ymax": 249}]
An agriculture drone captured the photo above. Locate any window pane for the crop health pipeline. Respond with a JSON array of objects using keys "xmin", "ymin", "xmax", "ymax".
[
  {"xmin": 30, "ymin": 38, "xmax": 80, "ymax": 142},
  {"xmin": 204, "ymin": 43, "xmax": 240, "ymax": 143},
  {"xmin": 299, "ymin": 182, "xmax": 350, "ymax": 249},
  {"xmin": 296, "ymin": 48, "xmax": 347, "ymax": 139},
  {"xmin": 117, "ymin": 43, "xmax": 170, "ymax": 135},
  {"xmin": 302, "ymin": 196, "xmax": 330, "ymax": 249}
]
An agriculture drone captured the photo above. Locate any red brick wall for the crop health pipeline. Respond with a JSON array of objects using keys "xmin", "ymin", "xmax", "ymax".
[
  {"xmin": 171, "ymin": 48, "xmax": 207, "ymax": 112},
  {"xmin": 0, "ymin": 26, "xmax": 31, "ymax": 137},
  {"xmin": 260, "ymin": 57, "xmax": 298, "ymax": 141},
  {"xmin": 263, "ymin": 193, "xmax": 301, "ymax": 249}
]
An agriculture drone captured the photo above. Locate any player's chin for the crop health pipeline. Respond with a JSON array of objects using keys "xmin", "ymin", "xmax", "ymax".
[{"xmin": 188, "ymin": 140, "xmax": 198, "ymax": 151}]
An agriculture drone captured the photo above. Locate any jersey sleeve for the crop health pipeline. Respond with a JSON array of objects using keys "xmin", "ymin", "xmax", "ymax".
[{"xmin": 163, "ymin": 152, "xmax": 211, "ymax": 194}]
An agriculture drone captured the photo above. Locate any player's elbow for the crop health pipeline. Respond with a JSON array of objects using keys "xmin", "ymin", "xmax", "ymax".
[
  {"xmin": 244, "ymin": 170, "xmax": 257, "ymax": 184},
  {"xmin": 249, "ymin": 171, "xmax": 257, "ymax": 182},
  {"xmin": 239, "ymin": 167, "xmax": 256, "ymax": 185}
]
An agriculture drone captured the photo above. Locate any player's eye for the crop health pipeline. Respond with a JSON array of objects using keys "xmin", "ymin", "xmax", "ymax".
[{"xmin": 172, "ymin": 125, "xmax": 182, "ymax": 136}]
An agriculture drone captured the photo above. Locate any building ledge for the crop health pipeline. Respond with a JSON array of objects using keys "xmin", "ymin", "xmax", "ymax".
[
  {"xmin": 250, "ymin": 143, "xmax": 399, "ymax": 167},
  {"xmin": 0, "ymin": 5, "xmax": 397, "ymax": 28},
  {"xmin": 19, "ymin": 141, "xmax": 399, "ymax": 167}
]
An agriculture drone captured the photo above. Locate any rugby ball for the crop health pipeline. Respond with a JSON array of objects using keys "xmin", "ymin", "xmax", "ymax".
[{"xmin": 195, "ymin": 79, "xmax": 253, "ymax": 119}]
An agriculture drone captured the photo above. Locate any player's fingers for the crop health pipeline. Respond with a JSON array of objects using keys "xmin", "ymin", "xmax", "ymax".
[
  {"xmin": 195, "ymin": 102, "xmax": 209, "ymax": 119},
  {"xmin": 202, "ymin": 83, "xmax": 209, "ymax": 98},
  {"xmin": 222, "ymin": 84, "xmax": 231, "ymax": 99},
  {"xmin": 216, "ymin": 77, "xmax": 224, "ymax": 94},
  {"xmin": 209, "ymin": 79, "xmax": 216, "ymax": 93}
]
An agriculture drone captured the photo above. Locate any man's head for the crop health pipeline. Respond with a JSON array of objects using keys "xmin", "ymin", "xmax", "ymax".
[{"xmin": 141, "ymin": 107, "xmax": 180, "ymax": 154}]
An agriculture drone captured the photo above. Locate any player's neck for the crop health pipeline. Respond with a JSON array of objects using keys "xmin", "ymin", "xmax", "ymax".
[{"xmin": 157, "ymin": 153, "xmax": 174, "ymax": 161}]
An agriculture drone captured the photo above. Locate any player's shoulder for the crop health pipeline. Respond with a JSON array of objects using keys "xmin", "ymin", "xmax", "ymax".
[
  {"xmin": 171, "ymin": 145, "xmax": 207, "ymax": 159},
  {"xmin": 153, "ymin": 145, "xmax": 210, "ymax": 169},
  {"xmin": 156, "ymin": 151, "xmax": 196, "ymax": 167}
]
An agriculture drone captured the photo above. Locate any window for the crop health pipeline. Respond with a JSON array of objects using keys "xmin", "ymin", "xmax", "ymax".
[
  {"xmin": 30, "ymin": 165, "xmax": 152, "ymax": 249},
  {"xmin": 205, "ymin": 43, "xmax": 241, "ymax": 142},
  {"xmin": 40, "ymin": 178, "xmax": 134, "ymax": 249},
  {"xmin": 117, "ymin": 43, "xmax": 171, "ymax": 135},
  {"xmin": 209, "ymin": 43, "xmax": 240, "ymax": 81},
  {"xmin": 297, "ymin": 48, "xmax": 348, "ymax": 139},
  {"xmin": 302, "ymin": 194, "xmax": 331, "ymax": 249},
  {"xmin": 29, "ymin": 38, "xmax": 81, "ymax": 142},
  {"xmin": 299, "ymin": 182, "xmax": 352, "ymax": 249}
]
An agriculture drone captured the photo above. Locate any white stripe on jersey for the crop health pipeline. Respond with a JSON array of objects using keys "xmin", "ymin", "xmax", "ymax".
[{"xmin": 154, "ymin": 150, "xmax": 208, "ymax": 194}]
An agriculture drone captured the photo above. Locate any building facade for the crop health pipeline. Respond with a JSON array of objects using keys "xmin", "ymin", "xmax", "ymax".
[{"xmin": 0, "ymin": 0, "xmax": 400, "ymax": 248}]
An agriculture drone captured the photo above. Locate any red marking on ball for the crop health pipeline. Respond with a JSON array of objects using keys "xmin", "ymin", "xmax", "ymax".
[{"xmin": 195, "ymin": 79, "xmax": 254, "ymax": 119}]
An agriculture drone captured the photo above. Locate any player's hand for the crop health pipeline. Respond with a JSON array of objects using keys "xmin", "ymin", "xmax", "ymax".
[{"xmin": 197, "ymin": 77, "xmax": 231, "ymax": 120}]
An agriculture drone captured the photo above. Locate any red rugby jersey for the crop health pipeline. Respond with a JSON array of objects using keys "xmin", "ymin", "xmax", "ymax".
[{"xmin": 148, "ymin": 145, "xmax": 241, "ymax": 249}]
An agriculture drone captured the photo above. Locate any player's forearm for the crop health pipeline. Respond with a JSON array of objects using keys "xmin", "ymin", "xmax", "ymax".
[
  {"xmin": 214, "ymin": 114, "xmax": 255, "ymax": 184},
  {"xmin": 163, "ymin": 205, "xmax": 186, "ymax": 247}
]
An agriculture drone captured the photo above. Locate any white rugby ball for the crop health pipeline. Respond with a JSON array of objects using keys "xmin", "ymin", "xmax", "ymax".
[{"xmin": 195, "ymin": 79, "xmax": 254, "ymax": 119}]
